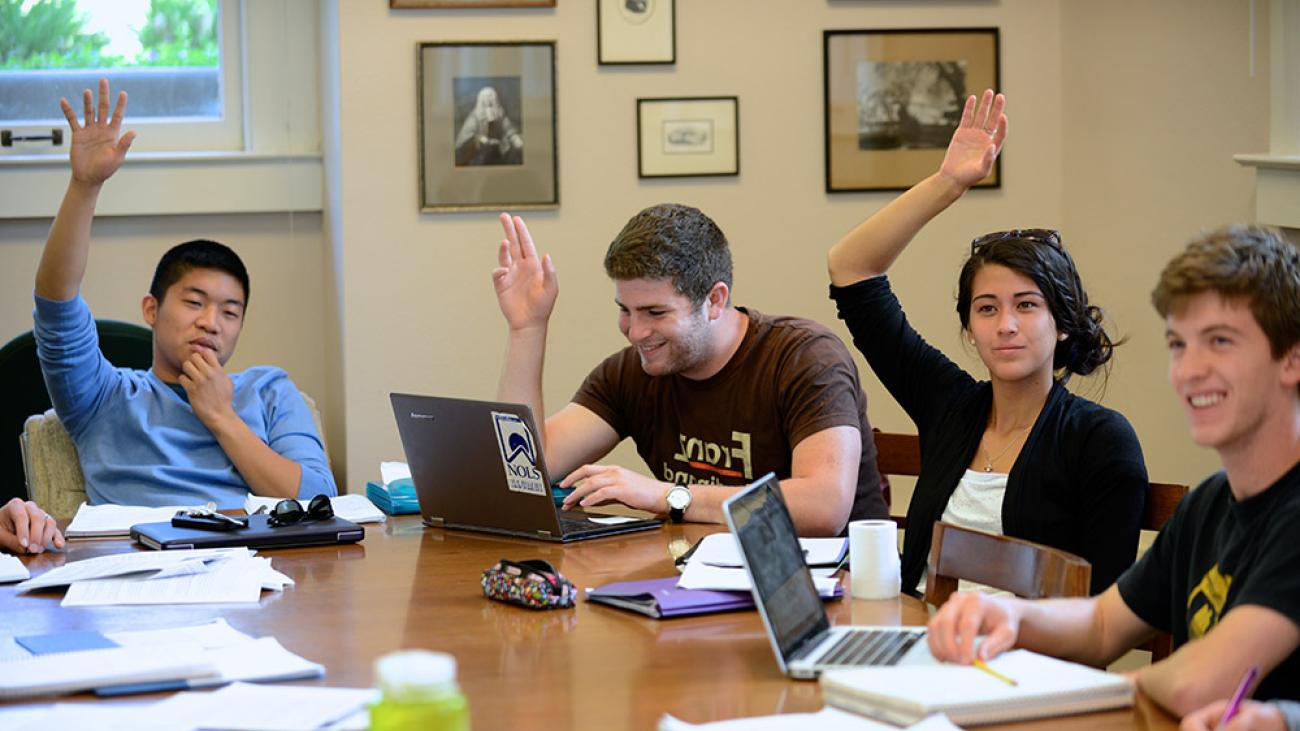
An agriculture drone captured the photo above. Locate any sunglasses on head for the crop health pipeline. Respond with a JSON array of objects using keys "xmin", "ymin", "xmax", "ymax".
[
  {"xmin": 266, "ymin": 494, "xmax": 334, "ymax": 527},
  {"xmin": 970, "ymin": 228, "xmax": 1063, "ymax": 254}
]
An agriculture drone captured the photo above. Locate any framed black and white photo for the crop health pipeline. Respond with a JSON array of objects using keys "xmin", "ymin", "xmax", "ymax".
[
  {"xmin": 598, "ymin": 0, "xmax": 675, "ymax": 65},
  {"xmin": 417, "ymin": 41, "xmax": 558, "ymax": 211},
  {"xmin": 636, "ymin": 96, "xmax": 738, "ymax": 178},
  {"xmin": 824, "ymin": 28, "xmax": 1000, "ymax": 192}
]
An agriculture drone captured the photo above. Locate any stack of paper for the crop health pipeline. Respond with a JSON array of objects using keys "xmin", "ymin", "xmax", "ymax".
[
  {"xmin": 820, "ymin": 649, "xmax": 1135, "ymax": 726},
  {"xmin": 366, "ymin": 461, "xmax": 420, "ymax": 515},
  {"xmin": 677, "ymin": 533, "xmax": 844, "ymax": 594},
  {"xmin": 244, "ymin": 493, "xmax": 386, "ymax": 524},
  {"xmin": 65, "ymin": 503, "xmax": 201, "ymax": 538},
  {"xmin": 659, "ymin": 708, "xmax": 960, "ymax": 730},
  {"xmin": 0, "ymin": 554, "xmax": 30, "ymax": 583},
  {"xmin": 1, "ymin": 620, "xmax": 326, "ymax": 701},
  {"xmin": 1, "ymin": 683, "xmax": 378, "ymax": 731},
  {"xmin": 16, "ymin": 547, "xmax": 293, "ymax": 606}
]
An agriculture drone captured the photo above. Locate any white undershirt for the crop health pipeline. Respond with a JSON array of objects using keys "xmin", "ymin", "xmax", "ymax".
[{"xmin": 916, "ymin": 469, "xmax": 1010, "ymax": 594}]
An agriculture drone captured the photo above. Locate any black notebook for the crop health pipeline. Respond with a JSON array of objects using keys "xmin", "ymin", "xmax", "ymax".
[{"xmin": 131, "ymin": 513, "xmax": 365, "ymax": 550}]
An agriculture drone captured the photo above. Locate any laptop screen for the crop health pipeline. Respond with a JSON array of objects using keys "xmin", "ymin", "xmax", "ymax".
[{"xmin": 726, "ymin": 474, "xmax": 831, "ymax": 663}]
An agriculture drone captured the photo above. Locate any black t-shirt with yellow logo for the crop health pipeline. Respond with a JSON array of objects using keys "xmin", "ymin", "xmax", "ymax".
[{"xmin": 1118, "ymin": 460, "xmax": 1300, "ymax": 701}]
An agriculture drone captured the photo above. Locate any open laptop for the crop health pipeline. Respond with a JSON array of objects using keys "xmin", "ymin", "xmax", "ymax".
[
  {"xmin": 390, "ymin": 393, "xmax": 662, "ymax": 542},
  {"xmin": 723, "ymin": 473, "xmax": 935, "ymax": 679}
]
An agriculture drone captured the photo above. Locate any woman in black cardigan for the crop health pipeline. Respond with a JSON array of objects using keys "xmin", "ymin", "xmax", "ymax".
[{"xmin": 827, "ymin": 90, "xmax": 1147, "ymax": 595}]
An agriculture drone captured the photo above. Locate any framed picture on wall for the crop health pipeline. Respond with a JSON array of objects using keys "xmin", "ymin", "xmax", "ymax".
[
  {"xmin": 598, "ymin": 0, "xmax": 675, "ymax": 65},
  {"xmin": 392, "ymin": 1, "xmax": 554, "ymax": 8},
  {"xmin": 636, "ymin": 96, "xmax": 739, "ymax": 178},
  {"xmin": 824, "ymin": 28, "xmax": 1000, "ymax": 193},
  {"xmin": 417, "ymin": 41, "xmax": 558, "ymax": 212}
]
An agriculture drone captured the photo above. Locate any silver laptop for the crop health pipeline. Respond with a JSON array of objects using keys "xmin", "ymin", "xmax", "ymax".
[
  {"xmin": 390, "ymin": 393, "xmax": 662, "ymax": 542},
  {"xmin": 723, "ymin": 473, "xmax": 935, "ymax": 679}
]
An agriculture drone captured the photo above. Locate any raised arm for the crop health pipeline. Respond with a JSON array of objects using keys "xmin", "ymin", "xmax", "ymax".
[
  {"xmin": 827, "ymin": 89, "xmax": 1006, "ymax": 286},
  {"xmin": 492, "ymin": 213, "xmax": 559, "ymax": 449},
  {"xmin": 36, "ymin": 79, "xmax": 136, "ymax": 301}
]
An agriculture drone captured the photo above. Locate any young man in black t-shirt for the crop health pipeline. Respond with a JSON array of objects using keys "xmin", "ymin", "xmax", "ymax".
[{"xmin": 924, "ymin": 225, "xmax": 1300, "ymax": 717}]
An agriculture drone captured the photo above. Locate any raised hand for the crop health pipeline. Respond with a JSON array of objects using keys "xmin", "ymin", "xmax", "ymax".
[
  {"xmin": 939, "ymin": 89, "xmax": 1006, "ymax": 190},
  {"xmin": 491, "ymin": 213, "xmax": 558, "ymax": 332},
  {"xmin": 59, "ymin": 78, "xmax": 136, "ymax": 187}
]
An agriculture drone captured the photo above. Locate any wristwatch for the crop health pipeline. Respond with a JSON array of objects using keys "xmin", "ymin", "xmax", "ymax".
[{"xmin": 666, "ymin": 483, "xmax": 692, "ymax": 523}]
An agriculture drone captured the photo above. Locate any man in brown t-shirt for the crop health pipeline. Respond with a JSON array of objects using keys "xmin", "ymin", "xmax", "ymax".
[{"xmin": 492, "ymin": 203, "xmax": 886, "ymax": 535}]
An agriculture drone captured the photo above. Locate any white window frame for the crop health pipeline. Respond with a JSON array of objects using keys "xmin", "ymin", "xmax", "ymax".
[{"xmin": 0, "ymin": 0, "xmax": 322, "ymax": 218}]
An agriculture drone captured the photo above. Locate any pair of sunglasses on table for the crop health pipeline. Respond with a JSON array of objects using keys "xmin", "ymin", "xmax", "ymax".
[{"xmin": 252, "ymin": 494, "xmax": 335, "ymax": 527}]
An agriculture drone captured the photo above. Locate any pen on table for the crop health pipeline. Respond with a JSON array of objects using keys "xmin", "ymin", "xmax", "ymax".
[
  {"xmin": 1217, "ymin": 665, "xmax": 1259, "ymax": 730},
  {"xmin": 972, "ymin": 658, "xmax": 1017, "ymax": 687}
]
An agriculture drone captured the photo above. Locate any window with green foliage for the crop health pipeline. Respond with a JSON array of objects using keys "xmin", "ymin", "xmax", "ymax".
[{"xmin": 1, "ymin": 0, "xmax": 232, "ymax": 144}]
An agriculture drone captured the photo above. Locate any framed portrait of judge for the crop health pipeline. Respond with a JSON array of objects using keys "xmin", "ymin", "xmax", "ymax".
[{"xmin": 417, "ymin": 41, "xmax": 558, "ymax": 211}]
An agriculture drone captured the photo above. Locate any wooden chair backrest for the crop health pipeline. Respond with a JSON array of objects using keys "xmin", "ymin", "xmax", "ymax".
[
  {"xmin": 925, "ymin": 521, "xmax": 1091, "ymax": 608},
  {"xmin": 1144, "ymin": 481, "xmax": 1188, "ymax": 531}
]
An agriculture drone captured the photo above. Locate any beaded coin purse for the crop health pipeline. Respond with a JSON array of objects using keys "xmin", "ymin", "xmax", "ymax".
[{"xmin": 481, "ymin": 559, "xmax": 576, "ymax": 610}]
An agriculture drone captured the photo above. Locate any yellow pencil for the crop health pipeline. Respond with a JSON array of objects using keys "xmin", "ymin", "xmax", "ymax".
[{"xmin": 973, "ymin": 658, "xmax": 1018, "ymax": 687}]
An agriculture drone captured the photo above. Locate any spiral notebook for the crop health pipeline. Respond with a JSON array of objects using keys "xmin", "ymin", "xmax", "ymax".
[{"xmin": 820, "ymin": 649, "xmax": 1134, "ymax": 726}]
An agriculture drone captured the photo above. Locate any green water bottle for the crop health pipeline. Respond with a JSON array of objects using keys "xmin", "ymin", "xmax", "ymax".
[{"xmin": 370, "ymin": 650, "xmax": 470, "ymax": 730}]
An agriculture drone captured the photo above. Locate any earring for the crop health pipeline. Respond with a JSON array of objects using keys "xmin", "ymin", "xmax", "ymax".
[{"xmin": 1058, "ymin": 332, "xmax": 1068, "ymax": 342}]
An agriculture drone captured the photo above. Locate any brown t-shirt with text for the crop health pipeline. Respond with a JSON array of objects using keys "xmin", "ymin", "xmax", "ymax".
[{"xmin": 572, "ymin": 307, "xmax": 887, "ymax": 524}]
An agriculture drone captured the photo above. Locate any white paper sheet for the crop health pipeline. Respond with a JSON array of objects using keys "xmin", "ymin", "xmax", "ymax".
[
  {"xmin": 658, "ymin": 706, "xmax": 927, "ymax": 730},
  {"xmin": 689, "ymin": 533, "xmax": 847, "ymax": 568},
  {"xmin": 106, "ymin": 619, "xmax": 254, "ymax": 650},
  {"xmin": 61, "ymin": 555, "xmax": 276, "ymax": 606},
  {"xmin": 243, "ymin": 493, "xmax": 385, "ymax": 524},
  {"xmin": 0, "ymin": 642, "xmax": 216, "ymax": 700},
  {"xmin": 16, "ymin": 547, "xmax": 252, "ymax": 592},
  {"xmin": 678, "ymin": 559, "xmax": 840, "ymax": 595},
  {"xmin": 380, "ymin": 461, "xmax": 411, "ymax": 486},
  {"xmin": 185, "ymin": 637, "xmax": 324, "ymax": 688},
  {"xmin": 65, "ymin": 503, "xmax": 201, "ymax": 538},
  {"xmin": 0, "ymin": 553, "xmax": 31, "ymax": 583},
  {"xmin": 587, "ymin": 515, "xmax": 644, "ymax": 526},
  {"xmin": 184, "ymin": 682, "xmax": 379, "ymax": 731}
]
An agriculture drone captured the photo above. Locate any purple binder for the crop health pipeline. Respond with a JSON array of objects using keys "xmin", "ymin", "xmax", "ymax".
[{"xmin": 586, "ymin": 576, "xmax": 842, "ymax": 619}]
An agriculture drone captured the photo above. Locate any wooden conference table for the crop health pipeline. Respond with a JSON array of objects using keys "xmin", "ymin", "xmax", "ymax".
[{"xmin": 0, "ymin": 516, "xmax": 1177, "ymax": 730}]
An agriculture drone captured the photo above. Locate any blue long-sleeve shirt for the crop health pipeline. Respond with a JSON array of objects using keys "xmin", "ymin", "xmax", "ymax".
[{"xmin": 33, "ymin": 293, "xmax": 336, "ymax": 508}]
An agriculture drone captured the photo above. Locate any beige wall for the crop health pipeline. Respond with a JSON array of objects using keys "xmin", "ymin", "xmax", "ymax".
[
  {"xmin": 0, "ymin": 0, "xmax": 1269, "ymax": 500},
  {"xmin": 0, "ymin": 212, "xmax": 331, "ymax": 427},
  {"xmin": 1059, "ymin": 0, "xmax": 1270, "ymax": 487}
]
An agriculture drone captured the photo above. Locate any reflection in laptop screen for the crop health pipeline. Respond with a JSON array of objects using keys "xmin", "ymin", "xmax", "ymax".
[{"xmin": 729, "ymin": 475, "xmax": 830, "ymax": 661}]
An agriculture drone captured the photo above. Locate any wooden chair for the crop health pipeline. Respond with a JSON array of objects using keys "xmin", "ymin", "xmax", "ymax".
[
  {"xmin": 924, "ymin": 521, "xmax": 1092, "ymax": 608},
  {"xmin": 872, "ymin": 430, "xmax": 921, "ymax": 528},
  {"xmin": 1139, "ymin": 481, "xmax": 1189, "ymax": 662}
]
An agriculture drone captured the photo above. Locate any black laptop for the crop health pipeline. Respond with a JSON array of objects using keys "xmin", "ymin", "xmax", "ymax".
[
  {"xmin": 132, "ymin": 513, "xmax": 365, "ymax": 550},
  {"xmin": 390, "ymin": 393, "xmax": 663, "ymax": 542}
]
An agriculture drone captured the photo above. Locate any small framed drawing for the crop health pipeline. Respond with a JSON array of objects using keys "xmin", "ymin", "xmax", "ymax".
[
  {"xmin": 598, "ymin": 0, "xmax": 675, "ymax": 65},
  {"xmin": 392, "ymin": 1, "xmax": 554, "ymax": 8},
  {"xmin": 824, "ymin": 28, "xmax": 1000, "ymax": 193},
  {"xmin": 417, "ymin": 41, "xmax": 558, "ymax": 212},
  {"xmin": 637, "ymin": 96, "xmax": 739, "ymax": 178}
]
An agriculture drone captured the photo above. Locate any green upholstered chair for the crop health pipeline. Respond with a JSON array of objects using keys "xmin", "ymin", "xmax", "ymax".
[{"xmin": 0, "ymin": 320, "xmax": 152, "ymax": 506}]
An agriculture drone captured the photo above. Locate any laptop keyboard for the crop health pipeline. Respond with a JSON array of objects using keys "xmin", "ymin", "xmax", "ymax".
[{"xmin": 819, "ymin": 629, "xmax": 924, "ymax": 667}]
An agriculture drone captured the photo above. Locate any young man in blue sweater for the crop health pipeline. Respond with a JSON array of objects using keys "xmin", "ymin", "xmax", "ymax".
[{"xmin": 33, "ymin": 79, "xmax": 335, "ymax": 509}]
